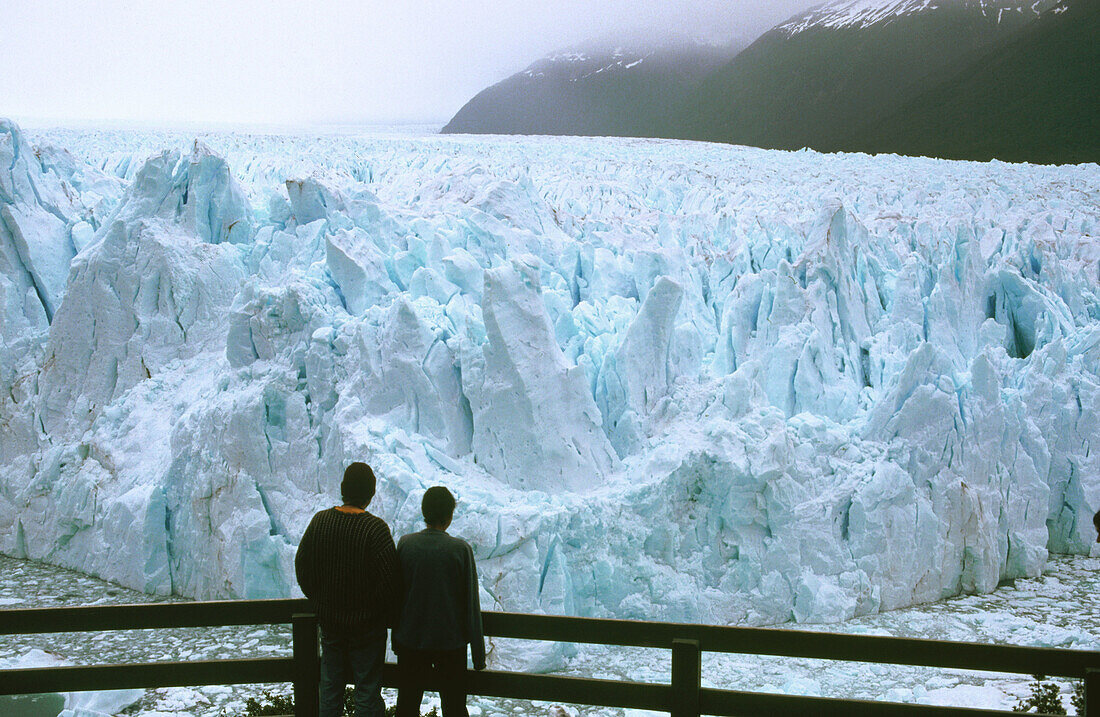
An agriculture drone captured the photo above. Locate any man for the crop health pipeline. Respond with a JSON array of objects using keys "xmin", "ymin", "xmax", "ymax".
[
  {"xmin": 393, "ymin": 486, "xmax": 485, "ymax": 717},
  {"xmin": 296, "ymin": 462, "xmax": 399, "ymax": 717}
]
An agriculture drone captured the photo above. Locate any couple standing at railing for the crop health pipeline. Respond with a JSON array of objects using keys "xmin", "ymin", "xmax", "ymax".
[{"xmin": 295, "ymin": 462, "xmax": 485, "ymax": 717}]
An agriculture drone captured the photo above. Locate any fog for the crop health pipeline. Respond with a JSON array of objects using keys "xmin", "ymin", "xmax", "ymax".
[{"xmin": 0, "ymin": 0, "xmax": 819, "ymax": 127}]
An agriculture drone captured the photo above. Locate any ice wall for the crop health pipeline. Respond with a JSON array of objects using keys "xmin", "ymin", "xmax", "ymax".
[
  {"xmin": 2, "ymin": 120, "xmax": 1099, "ymax": 630},
  {"xmin": 0, "ymin": 121, "xmax": 124, "ymax": 522}
]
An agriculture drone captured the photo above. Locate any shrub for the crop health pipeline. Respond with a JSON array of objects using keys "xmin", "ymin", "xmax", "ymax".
[
  {"xmin": 241, "ymin": 690, "xmax": 295, "ymax": 716},
  {"xmin": 1071, "ymin": 679, "xmax": 1085, "ymax": 715},
  {"xmin": 1013, "ymin": 675, "xmax": 1066, "ymax": 715},
  {"xmin": 239, "ymin": 689, "xmax": 431, "ymax": 716}
]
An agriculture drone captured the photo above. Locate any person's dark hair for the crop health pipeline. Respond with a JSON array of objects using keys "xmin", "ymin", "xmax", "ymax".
[
  {"xmin": 341, "ymin": 462, "xmax": 376, "ymax": 507},
  {"xmin": 422, "ymin": 486, "xmax": 456, "ymax": 527}
]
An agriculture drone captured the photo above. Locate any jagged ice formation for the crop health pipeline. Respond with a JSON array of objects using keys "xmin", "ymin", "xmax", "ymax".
[{"xmin": 2, "ymin": 122, "xmax": 1100, "ymax": 636}]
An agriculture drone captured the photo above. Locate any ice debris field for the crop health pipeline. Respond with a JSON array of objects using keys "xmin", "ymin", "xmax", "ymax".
[
  {"xmin": 2, "ymin": 553, "xmax": 1098, "ymax": 716},
  {"xmin": 2, "ymin": 120, "xmax": 1100, "ymax": 631}
]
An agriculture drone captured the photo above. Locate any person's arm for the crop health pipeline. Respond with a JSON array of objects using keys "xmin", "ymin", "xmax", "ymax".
[
  {"xmin": 371, "ymin": 520, "xmax": 401, "ymax": 628},
  {"xmin": 466, "ymin": 542, "xmax": 486, "ymax": 670},
  {"xmin": 392, "ymin": 537, "xmax": 408, "ymax": 651},
  {"xmin": 294, "ymin": 515, "xmax": 318, "ymax": 600}
]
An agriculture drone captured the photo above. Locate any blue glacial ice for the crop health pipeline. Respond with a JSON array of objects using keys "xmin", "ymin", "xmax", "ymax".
[{"xmin": 1, "ymin": 120, "xmax": 1100, "ymax": 629}]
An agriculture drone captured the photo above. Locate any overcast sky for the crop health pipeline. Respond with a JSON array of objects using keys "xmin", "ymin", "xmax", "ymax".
[{"xmin": 1, "ymin": 0, "xmax": 819, "ymax": 127}]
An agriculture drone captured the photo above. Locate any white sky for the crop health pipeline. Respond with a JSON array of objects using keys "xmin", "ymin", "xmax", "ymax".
[{"xmin": 0, "ymin": 0, "xmax": 819, "ymax": 127}]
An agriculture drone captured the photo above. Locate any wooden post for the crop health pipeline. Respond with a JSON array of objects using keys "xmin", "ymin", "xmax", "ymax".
[
  {"xmin": 672, "ymin": 639, "xmax": 701, "ymax": 717},
  {"xmin": 292, "ymin": 613, "xmax": 320, "ymax": 717},
  {"xmin": 1086, "ymin": 669, "xmax": 1100, "ymax": 717}
]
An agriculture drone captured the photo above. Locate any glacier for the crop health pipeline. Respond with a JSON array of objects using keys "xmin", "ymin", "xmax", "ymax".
[{"xmin": 1, "ymin": 120, "xmax": 1099, "ymax": 630}]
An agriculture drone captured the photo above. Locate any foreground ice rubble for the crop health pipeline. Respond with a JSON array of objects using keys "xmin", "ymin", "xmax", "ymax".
[
  {"xmin": 2, "ymin": 121, "xmax": 1100, "ymax": 633},
  {"xmin": 2, "ymin": 554, "xmax": 1097, "ymax": 715}
]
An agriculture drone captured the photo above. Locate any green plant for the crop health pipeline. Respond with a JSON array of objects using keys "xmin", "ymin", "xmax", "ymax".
[
  {"xmin": 1071, "ymin": 679, "xmax": 1085, "ymax": 715},
  {"xmin": 241, "ymin": 690, "xmax": 294, "ymax": 716},
  {"xmin": 238, "ymin": 689, "xmax": 414, "ymax": 717},
  {"xmin": 1013, "ymin": 675, "xmax": 1066, "ymax": 715}
]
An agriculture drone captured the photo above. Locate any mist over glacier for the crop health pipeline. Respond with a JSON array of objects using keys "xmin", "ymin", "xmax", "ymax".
[{"xmin": 2, "ymin": 120, "xmax": 1099, "ymax": 631}]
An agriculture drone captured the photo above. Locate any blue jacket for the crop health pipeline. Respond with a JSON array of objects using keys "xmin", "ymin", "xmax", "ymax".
[{"xmin": 393, "ymin": 528, "xmax": 486, "ymax": 669}]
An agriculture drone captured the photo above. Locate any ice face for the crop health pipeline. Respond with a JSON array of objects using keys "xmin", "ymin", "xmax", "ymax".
[
  {"xmin": 466, "ymin": 258, "xmax": 619, "ymax": 492},
  {"xmin": 0, "ymin": 120, "xmax": 120, "ymax": 352},
  {"xmin": 2, "ymin": 120, "xmax": 1099, "ymax": 628}
]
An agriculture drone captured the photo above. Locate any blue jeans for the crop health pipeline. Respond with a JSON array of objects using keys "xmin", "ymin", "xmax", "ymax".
[{"xmin": 319, "ymin": 627, "xmax": 387, "ymax": 717}]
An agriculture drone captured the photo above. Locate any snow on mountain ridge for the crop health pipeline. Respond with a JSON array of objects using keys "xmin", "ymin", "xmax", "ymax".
[
  {"xmin": 3, "ymin": 122, "xmax": 1100, "ymax": 641},
  {"xmin": 777, "ymin": 0, "xmax": 1061, "ymax": 35},
  {"xmin": 517, "ymin": 35, "xmax": 740, "ymax": 82},
  {"xmin": 522, "ymin": 47, "xmax": 652, "ymax": 82}
]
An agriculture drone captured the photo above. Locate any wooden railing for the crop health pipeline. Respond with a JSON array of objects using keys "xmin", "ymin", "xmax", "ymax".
[{"xmin": 1, "ymin": 599, "xmax": 1098, "ymax": 717}]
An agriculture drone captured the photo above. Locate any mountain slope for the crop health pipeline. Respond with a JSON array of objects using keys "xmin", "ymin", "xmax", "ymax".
[
  {"xmin": 680, "ymin": 0, "xmax": 1061, "ymax": 152},
  {"xmin": 441, "ymin": 39, "xmax": 744, "ymax": 138},
  {"xmin": 853, "ymin": 0, "xmax": 1099, "ymax": 163},
  {"xmin": 442, "ymin": 0, "xmax": 1095, "ymax": 163}
]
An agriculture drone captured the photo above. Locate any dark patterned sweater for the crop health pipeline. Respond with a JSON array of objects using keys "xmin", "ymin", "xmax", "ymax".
[{"xmin": 295, "ymin": 507, "xmax": 400, "ymax": 632}]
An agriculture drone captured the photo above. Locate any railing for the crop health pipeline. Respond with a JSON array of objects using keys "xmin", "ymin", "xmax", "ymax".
[{"xmin": 1, "ymin": 599, "xmax": 1098, "ymax": 717}]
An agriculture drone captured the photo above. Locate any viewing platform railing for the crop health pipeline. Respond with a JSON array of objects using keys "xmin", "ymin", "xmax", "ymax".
[{"xmin": 1, "ymin": 599, "xmax": 1098, "ymax": 717}]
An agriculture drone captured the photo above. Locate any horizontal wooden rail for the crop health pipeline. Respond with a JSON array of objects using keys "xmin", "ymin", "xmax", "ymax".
[
  {"xmin": 698, "ymin": 687, "xmax": 1020, "ymax": 717},
  {"xmin": 0, "ymin": 662, "xmax": 1027, "ymax": 717},
  {"xmin": 1, "ymin": 600, "xmax": 1096, "ymax": 716},
  {"xmin": 465, "ymin": 670, "xmax": 670, "ymax": 711},
  {"xmin": 0, "ymin": 598, "xmax": 306, "ymax": 634},
  {"xmin": 2, "ymin": 602, "xmax": 1096, "ymax": 678},
  {"xmin": 0, "ymin": 659, "xmax": 671, "ymax": 710},
  {"xmin": 0, "ymin": 658, "xmax": 294, "ymax": 694},
  {"xmin": 484, "ymin": 612, "xmax": 1100, "ymax": 678}
]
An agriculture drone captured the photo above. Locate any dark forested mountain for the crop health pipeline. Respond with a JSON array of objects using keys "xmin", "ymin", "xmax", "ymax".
[
  {"xmin": 853, "ymin": 0, "xmax": 1099, "ymax": 163},
  {"xmin": 443, "ymin": 0, "xmax": 1096, "ymax": 164},
  {"xmin": 680, "ymin": 0, "xmax": 1067, "ymax": 152},
  {"xmin": 441, "ymin": 38, "xmax": 746, "ymax": 138}
]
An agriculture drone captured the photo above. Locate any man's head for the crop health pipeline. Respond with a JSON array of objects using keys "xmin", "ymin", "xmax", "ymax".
[
  {"xmin": 1093, "ymin": 509, "xmax": 1100, "ymax": 544},
  {"xmin": 341, "ymin": 462, "xmax": 376, "ymax": 508},
  {"xmin": 422, "ymin": 486, "xmax": 456, "ymax": 529}
]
